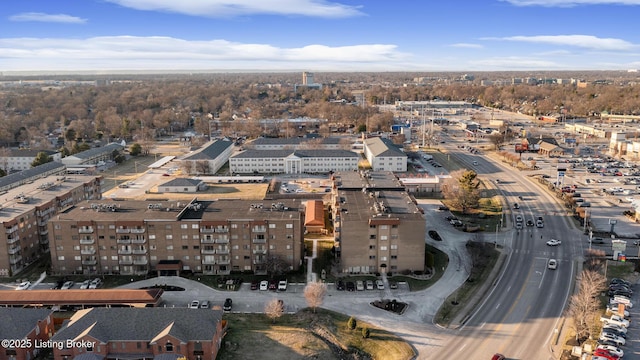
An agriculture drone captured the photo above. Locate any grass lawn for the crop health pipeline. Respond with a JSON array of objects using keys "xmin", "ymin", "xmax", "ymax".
[{"xmin": 219, "ymin": 309, "xmax": 415, "ymax": 360}]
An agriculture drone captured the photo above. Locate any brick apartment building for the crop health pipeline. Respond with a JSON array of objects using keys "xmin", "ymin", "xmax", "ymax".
[
  {"xmin": 0, "ymin": 170, "xmax": 102, "ymax": 277},
  {"xmin": 0, "ymin": 308, "xmax": 55, "ymax": 360},
  {"xmin": 48, "ymin": 198, "xmax": 304, "ymax": 276},
  {"xmin": 332, "ymin": 171, "xmax": 426, "ymax": 274}
]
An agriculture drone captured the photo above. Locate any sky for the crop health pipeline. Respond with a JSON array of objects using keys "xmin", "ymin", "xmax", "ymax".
[{"xmin": 1, "ymin": 0, "xmax": 640, "ymax": 72}]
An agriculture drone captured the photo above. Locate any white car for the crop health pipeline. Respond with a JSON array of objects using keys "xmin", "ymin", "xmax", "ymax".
[
  {"xmin": 79, "ymin": 280, "xmax": 91, "ymax": 289},
  {"xmin": 88, "ymin": 278, "xmax": 102, "ymax": 289},
  {"xmin": 596, "ymin": 344, "xmax": 624, "ymax": 358},
  {"xmin": 376, "ymin": 279, "xmax": 384, "ymax": 290},
  {"xmin": 606, "ymin": 305, "xmax": 630, "ymax": 317},
  {"xmin": 61, "ymin": 281, "xmax": 74, "ymax": 290},
  {"xmin": 536, "ymin": 220, "xmax": 544, "ymax": 228},
  {"xmin": 610, "ymin": 298, "xmax": 633, "ymax": 309},
  {"xmin": 16, "ymin": 281, "xmax": 31, "ymax": 290},
  {"xmin": 602, "ymin": 323, "xmax": 628, "ymax": 334},
  {"xmin": 600, "ymin": 314, "xmax": 629, "ymax": 328},
  {"xmin": 599, "ymin": 332, "xmax": 625, "ymax": 346},
  {"xmin": 259, "ymin": 280, "xmax": 268, "ymax": 291},
  {"xmin": 548, "ymin": 259, "xmax": 558, "ymax": 270},
  {"xmin": 546, "ymin": 239, "xmax": 561, "ymax": 246},
  {"xmin": 515, "ymin": 215, "xmax": 523, "ymax": 222},
  {"xmin": 278, "ymin": 280, "xmax": 287, "ymax": 291},
  {"xmin": 188, "ymin": 300, "xmax": 200, "ymax": 309},
  {"xmin": 515, "ymin": 222, "xmax": 523, "ymax": 229}
]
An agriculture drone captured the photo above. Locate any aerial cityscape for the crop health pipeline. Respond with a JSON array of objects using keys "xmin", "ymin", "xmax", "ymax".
[{"xmin": 2, "ymin": 1, "xmax": 640, "ymax": 360}]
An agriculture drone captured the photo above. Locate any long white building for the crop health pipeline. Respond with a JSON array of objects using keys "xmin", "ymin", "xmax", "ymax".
[{"xmin": 230, "ymin": 149, "xmax": 359, "ymax": 174}]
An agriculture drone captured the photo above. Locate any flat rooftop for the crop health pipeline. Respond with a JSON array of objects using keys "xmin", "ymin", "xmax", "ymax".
[
  {"xmin": 338, "ymin": 189, "xmax": 423, "ymax": 222},
  {"xmin": 0, "ymin": 174, "xmax": 100, "ymax": 222},
  {"xmin": 57, "ymin": 198, "xmax": 303, "ymax": 222},
  {"xmin": 335, "ymin": 171, "xmax": 403, "ymax": 190}
]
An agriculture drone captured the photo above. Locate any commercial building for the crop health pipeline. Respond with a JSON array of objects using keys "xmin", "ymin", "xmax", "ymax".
[
  {"xmin": 363, "ymin": 137, "xmax": 408, "ymax": 172},
  {"xmin": 247, "ymin": 137, "xmax": 344, "ymax": 150},
  {"xmin": 0, "ymin": 170, "xmax": 103, "ymax": 277},
  {"xmin": 229, "ymin": 149, "xmax": 359, "ymax": 174},
  {"xmin": 52, "ymin": 308, "xmax": 226, "ymax": 360},
  {"xmin": 179, "ymin": 139, "xmax": 234, "ymax": 175},
  {"xmin": 158, "ymin": 178, "xmax": 206, "ymax": 193},
  {"xmin": 332, "ymin": 171, "xmax": 425, "ymax": 274},
  {"xmin": 48, "ymin": 198, "xmax": 304, "ymax": 276},
  {"xmin": 0, "ymin": 149, "xmax": 62, "ymax": 172},
  {"xmin": 0, "ymin": 308, "xmax": 55, "ymax": 360}
]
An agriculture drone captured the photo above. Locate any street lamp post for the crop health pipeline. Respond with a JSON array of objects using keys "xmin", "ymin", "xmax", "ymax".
[{"xmin": 495, "ymin": 223, "xmax": 499, "ymax": 248}]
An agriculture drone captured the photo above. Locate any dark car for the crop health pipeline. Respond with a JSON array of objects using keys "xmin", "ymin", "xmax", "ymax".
[
  {"xmin": 428, "ymin": 230, "xmax": 442, "ymax": 241},
  {"xmin": 346, "ymin": 281, "xmax": 355, "ymax": 291},
  {"xmin": 601, "ymin": 328, "xmax": 626, "ymax": 339},
  {"xmin": 336, "ymin": 280, "xmax": 345, "ymax": 291},
  {"xmin": 269, "ymin": 280, "xmax": 278, "ymax": 291},
  {"xmin": 609, "ymin": 289, "xmax": 632, "ymax": 297},
  {"xmin": 513, "ymin": 203, "xmax": 519, "ymax": 209},
  {"xmin": 389, "ymin": 281, "xmax": 398, "ymax": 289},
  {"xmin": 526, "ymin": 220, "xmax": 534, "ymax": 227},
  {"xmin": 250, "ymin": 281, "xmax": 259, "ymax": 290},
  {"xmin": 611, "ymin": 278, "xmax": 631, "ymax": 287},
  {"xmin": 223, "ymin": 298, "xmax": 232, "ymax": 311}
]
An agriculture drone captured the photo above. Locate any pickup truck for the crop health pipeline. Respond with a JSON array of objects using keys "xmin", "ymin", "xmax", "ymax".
[{"xmin": 600, "ymin": 314, "xmax": 630, "ymax": 328}]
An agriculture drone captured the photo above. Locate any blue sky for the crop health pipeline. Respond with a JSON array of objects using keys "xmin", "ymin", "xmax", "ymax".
[{"xmin": 1, "ymin": 0, "xmax": 640, "ymax": 72}]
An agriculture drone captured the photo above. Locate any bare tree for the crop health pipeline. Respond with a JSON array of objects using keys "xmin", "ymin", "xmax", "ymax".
[
  {"xmin": 303, "ymin": 282, "xmax": 327, "ymax": 313},
  {"xmin": 265, "ymin": 255, "xmax": 290, "ymax": 277},
  {"xmin": 264, "ymin": 298, "xmax": 284, "ymax": 323},
  {"xmin": 488, "ymin": 133, "xmax": 505, "ymax": 150},
  {"xmin": 566, "ymin": 269, "xmax": 606, "ymax": 343},
  {"xmin": 195, "ymin": 160, "xmax": 210, "ymax": 175}
]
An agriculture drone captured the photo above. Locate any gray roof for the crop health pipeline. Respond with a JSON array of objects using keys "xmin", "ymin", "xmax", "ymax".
[
  {"xmin": 7, "ymin": 149, "xmax": 58, "ymax": 157},
  {"xmin": 160, "ymin": 178, "xmax": 203, "ymax": 187},
  {"xmin": 183, "ymin": 140, "xmax": 233, "ymax": 161},
  {"xmin": 51, "ymin": 308, "xmax": 223, "ymax": 343},
  {"xmin": 250, "ymin": 137, "xmax": 342, "ymax": 146},
  {"xmin": 364, "ymin": 137, "xmax": 406, "ymax": 157},
  {"xmin": 0, "ymin": 161, "xmax": 65, "ymax": 189},
  {"xmin": 70, "ymin": 143, "xmax": 124, "ymax": 160},
  {"xmin": 0, "ymin": 308, "xmax": 53, "ymax": 338},
  {"xmin": 231, "ymin": 149, "xmax": 358, "ymax": 159}
]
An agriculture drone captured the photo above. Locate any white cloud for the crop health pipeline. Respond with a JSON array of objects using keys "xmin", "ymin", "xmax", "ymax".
[
  {"xmin": 9, "ymin": 12, "xmax": 87, "ymax": 24},
  {"xmin": 501, "ymin": 0, "xmax": 640, "ymax": 6},
  {"xmin": 449, "ymin": 43, "xmax": 483, "ymax": 49},
  {"xmin": 105, "ymin": 0, "xmax": 364, "ymax": 18},
  {"xmin": 0, "ymin": 36, "xmax": 408, "ymax": 71},
  {"xmin": 484, "ymin": 35, "xmax": 635, "ymax": 51}
]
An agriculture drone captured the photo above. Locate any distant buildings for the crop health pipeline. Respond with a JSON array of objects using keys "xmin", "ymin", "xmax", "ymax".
[
  {"xmin": 0, "ymin": 149, "xmax": 61, "ymax": 172},
  {"xmin": 48, "ymin": 198, "xmax": 304, "ymax": 276},
  {"xmin": 294, "ymin": 71, "xmax": 322, "ymax": 91},
  {"xmin": 52, "ymin": 308, "xmax": 226, "ymax": 360},
  {"xmin": 230, "ymin": 149, "xmax": 359, "ymax": 174},
  {"xmin": 363, "ymin": 137, "xmax": 408, "ymax": 172}
]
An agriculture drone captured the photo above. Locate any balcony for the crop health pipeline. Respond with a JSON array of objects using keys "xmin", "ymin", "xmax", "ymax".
[
  {"xmin": 7, "ymin": 236, "xmax": 19, "ymax": 245},
  {"xmin": 130, "ymin": 228, "xmax": 145, "ymax": 234},
  {"xmin": 9, "ymin": 255, "xmax": 22, "ymax": 265},
  {"xmin": 252, "ymin": 249, "xmax": 267, "ymax": 255},
  {"xmin": 79, "ymin": 239, "xmax": 95, "ymax": 245},
  {"xmin": 118, "ymin": 259, "xmax": 133, "ymax": 265},
  {"xmin": 81, "ymin": 249, "xmax": 96, "ymax": 255},
  {"xmin": 37, "ymin": 220, "xmax": 48, "ymax": 227},
  {"xmin": 132, "ymin": 249, "xmax": 147, "ymax": 255},
  {"xmin": 116, "ymin": 228, "xmax": 130, "ymax": 234},
  {"xmin": 216, "ymin": 249, "xmax": 229, "ymax": 255},
  {"xmin": 117, "ymin": 239, "xmax": 131, "ymax": 244},
  {"xmin": 133, "ymin": 269, "xmax": 148, "ymax": 276},
  {"xmin": 81, "ymin": 259, "xmax": 97, "ymax": 265},
  {"xmin": 200, "ymin": 238, "xmax": 215, "ymax": 243},
  {"xmin": 39, "ymin": 238, "xmax": 49, "ymax": 246},
  {"xmin": 39, "ymin": 228, "xmax": 48, "ymax": 236},
  {"xmin": 215, "ymin": 238, "xmax": 229, "ymax": 244},
  {"xmin": 217, "ymin": 259, "xmax": 230, "ymax": 265},
  {"xmin": 200, "ymin": 228, "xmax": 215, "ymax": 233},
  {"xmin": 118, "ymin": 249, "xmax": 132, "ymax": 255},
  {"xmin": 252, "ymin": 227, "xmax": 266, "ymax": 233},
  {"xmin": 8, "ymin": 245, "xmax": 20, "ymax": 255},
  {"xmin": 133, "ymin": 258, "xmax": 148, "ymax": 265},
  {"xmin": 215, "ymin": 228, "xmax": 229, "ymax": 233},
  {"xmin": 202, "ymin": 259, "xmax": 216, "ymax": 265},
  {"xmin": 131, "ymin": 238, "xmax": 146, "ymax": 244},
  {"xmin": 78, "ymin": 227, "xmax": 94, "ymax": 234},
  {"xmin": 5, "ymin": 226, "xmax": 18, "ymax": 234},
  {"xmin": 252, "ymin": 238, "xmax": 266, "ymax": 244},
  {"xmin": 200, "ymin": 249, "xmax": 216, "ymax": 254}
]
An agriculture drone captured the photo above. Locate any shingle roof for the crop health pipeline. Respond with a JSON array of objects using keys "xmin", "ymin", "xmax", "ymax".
[
  {"xmin": 0, "ymin": 308, "xmax": 53, "ymax": 338},
  {"xmin": 70, "ymin": 143, "xmax": 124, "ymax": 160},
  {"xmin": 250, "ymin": 137, "xmax": 342, "ymax": 146},
  {"xmin": 160, "ymin": 178, "xmax": 203, "ymax": 187},
  {"xmin": 364, "ymin": 137, "xmax": 406, "ymax": 157},
  {"xmin": 51, "ymin": 308, "xmax": 223, "ymax": 343},
  {"xmin": 231, "ymin": 149, "xmax": 358, "ymax": 159},
  {"xmin": 183, "ymin": 140, "xmax": 233, "ymax": 160},
  {"xmin": 0, "ymin": 161, "xmax": 65, "ymax": 189}
]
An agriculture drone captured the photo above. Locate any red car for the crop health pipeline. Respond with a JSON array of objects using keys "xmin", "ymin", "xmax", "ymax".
[
  {"xmin": 491, "ymin": 354, "xmax": 505, "ymax": 360},
  {"xmin": 593, "ymin": 348, "xmax": 619, "ymax": 359}
]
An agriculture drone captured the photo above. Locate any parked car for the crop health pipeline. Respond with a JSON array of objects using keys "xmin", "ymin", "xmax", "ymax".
[
  {"xmin": 356, "ymin": 280, "xmax": 365, "ymax": 291},
  {"xmin": 599, "ymin": 332, "xmax": 625, "ymax": 346},
  {"xmin": 278, "ymin": 280, "xmax": 288, "ymax": 291},
  {"xmin": 346, "ymin": 281, "xmax": 355, "ymax": 291},
  {"xmin": 600, "ymin": 314, "xmax": 629, "ymax": 328},
  {"xmin": 189, "ymin": 300, "xmax": 200, "ymax": 309},
  {"xmin": 61, "ymin": 281, "xmax": 74, "ymax": 290},
  {"xmin": 268, "ymin": 280, "xmax": 278, "ymax": 291},
  {"xmin": 200, "ymin": 300, "xmax": 209, "ymax": 309},
  {"xmin": 610, "ymin": 278, "xmax": 631, "ymax": 286},
  {"xmin": 336, "ymin": 280, "xmax": 345, "ymax": 291},
  {"xmin": 250, "ymin": 281, "xmax": 259, "ymax": 290},
  {"xmin": 259, "ymin": 280, "xmax": 269, "ymax": 291},
  {"xmin": 376, "ymin": 279, "xmax": 384, "ymax": 290},
  {"xmin": 606, "ymin": 305, "xmax": 630, "ymax": 317},
  {"xmin": 389, "ymin": 281, "xmax": 398, "ymax": 289},
  {"xmin": 223, "ymin": 298, "xmax": 232, "ymax": 311},
  {"xmin": 596, "ymin": 345, "xmax": 624, "ymax": 358},
  {"xmin": 88, "ymin": 278, "xmax": 102, "ymax": 289},
  {"xmin": 79, "ymin": 280, "xmax": 91, "ymax": 289},
  {"xmin": 592, "ymin": 349, "xmax": 620, "ymax": 360},
  {"xmin": 591, "ymin": 237, "xmax": 605, "ymax": 244},
  {"xmin": 491, "ymin": 354, "xmax": 505, "ymax": 360},
  {"xmin": 16, "ymin": 281, "xmax": 31, "ymax": 290},
  {"xmin": 602, "ymin": 323, "xmax": 628, "ymax": 334}
]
